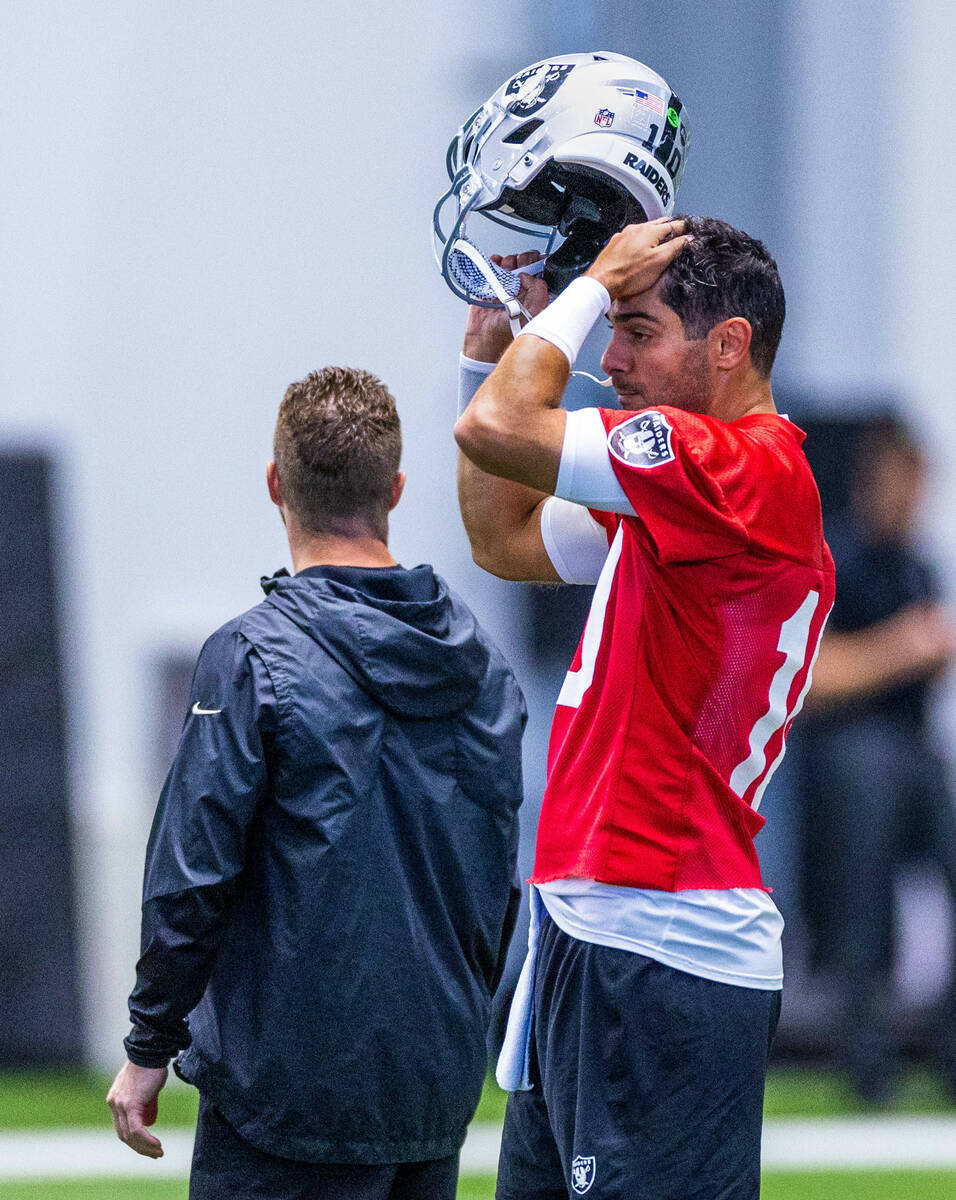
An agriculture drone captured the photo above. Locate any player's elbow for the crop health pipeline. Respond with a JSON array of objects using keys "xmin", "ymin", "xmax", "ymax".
[
  {"xmin": 455, "ymin": 408, "xmax": 494, "ymax": 469},
  {"xmin": 454, "ymin": 399, "xmax": 516, "ymax": 477}
]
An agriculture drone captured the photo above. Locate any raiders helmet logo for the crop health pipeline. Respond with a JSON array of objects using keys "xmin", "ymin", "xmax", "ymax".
[
  {"xmin": 504, "ymin": 62, "xmax": 575, "ymax": 116},
  {"xmin": 608, "ymin": 410, "xmax": 675, "ymax": 469}
]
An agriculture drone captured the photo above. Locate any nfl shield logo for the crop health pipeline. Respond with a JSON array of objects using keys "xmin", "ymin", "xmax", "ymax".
[
  {"xmin": 594, "ymin": 108, "xmax": 614, "ymax": 127},
  {"xmin": 571, "ymin": 1155, "xmax": 596, "ymax": 1194}
]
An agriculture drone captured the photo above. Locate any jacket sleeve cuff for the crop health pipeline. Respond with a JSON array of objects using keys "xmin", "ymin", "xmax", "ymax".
[
  {"xmin": 123, "ymin": 1038, "xmax": 175, "ymax": 1069},
  {"xmin": 124, "ymin": 1016, "xmax": 187, "ymax": 1068}
]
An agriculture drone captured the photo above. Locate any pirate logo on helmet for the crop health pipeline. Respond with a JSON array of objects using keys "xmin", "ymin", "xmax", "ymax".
[{"xmin": 504, "ymin": 62, "xmax": 575, "ymax": 116}]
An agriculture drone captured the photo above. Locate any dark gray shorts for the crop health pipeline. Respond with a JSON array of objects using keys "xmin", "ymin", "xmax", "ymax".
[
  {"xmin": 189, "ymin": 1097, "xmax": 459, "ymax": 1200},
  {"xmin": 496, "ymin": 913, "xmax": 781, "ymax": 1200}
]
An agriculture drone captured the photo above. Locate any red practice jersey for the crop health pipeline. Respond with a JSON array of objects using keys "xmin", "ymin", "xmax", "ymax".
[{"xmin": 531, "ymin": 405, "xmax": 835, "ymax": 892}]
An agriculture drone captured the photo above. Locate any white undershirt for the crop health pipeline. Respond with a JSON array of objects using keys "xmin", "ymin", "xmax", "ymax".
[
  {"xmin": 554, "ymin": 406, "xmax": 636, "ymax": 514},
  {"xmin": 537, "ymin": 881, "xmax": 783, "ymax": 989}
]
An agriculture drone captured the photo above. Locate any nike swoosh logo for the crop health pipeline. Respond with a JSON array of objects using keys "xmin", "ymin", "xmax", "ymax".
[{"xmin": 191, "ymin": 702, "xmax": 223, "ymax": 715}]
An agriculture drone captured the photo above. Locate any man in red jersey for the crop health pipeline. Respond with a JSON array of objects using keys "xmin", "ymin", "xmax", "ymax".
[{"xmin": 455, "ymin": 217, "xmax": 834, "ymax": 1200}]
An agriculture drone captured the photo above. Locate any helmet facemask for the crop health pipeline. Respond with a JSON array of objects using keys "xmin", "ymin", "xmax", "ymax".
[{"xmin": 434, "ymin": 109, "xmax": 555, "ymax": 317}]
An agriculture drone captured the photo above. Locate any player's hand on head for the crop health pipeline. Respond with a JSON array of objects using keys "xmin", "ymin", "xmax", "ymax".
[
  {"xmin": 586, "ymin": 217, "xmax": 690, "ymax": 301},
  {"xmin": 462, "ymin": 250, "xmax": 548, "ymax": 364},
  {"xmin": 107, "ymin": 1061, "xmax": 168, "ymax": 1158}
]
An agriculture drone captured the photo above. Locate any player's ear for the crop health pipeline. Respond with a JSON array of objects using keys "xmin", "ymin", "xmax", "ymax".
[
  {"xmin": 710, "ymin": 317, "xmax": 752, "ymax": 372},
  {"xmin": 389, "ymin": 471, "xmax": 406, "ymax": 512},
  {"xmin": 266, "ymin": 461, "xmax": 283, "ymax": 507}
]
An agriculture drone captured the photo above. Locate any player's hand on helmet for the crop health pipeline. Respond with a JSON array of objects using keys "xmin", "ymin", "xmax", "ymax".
[
  {"xmin": 462, "ymin": 251, "xmax": 550, "ymax": 364},
  {"xmin": 586, "ymin": 217, "xmax": 690, "ymax": 301}
]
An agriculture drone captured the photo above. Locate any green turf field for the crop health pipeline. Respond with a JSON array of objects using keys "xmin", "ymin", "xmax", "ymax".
[
  {"xmin": 1, "ymin": 1065, "xmax": 953, "ymax": 1129},
  {"xmin": 0, "ymin": 1182, "xmax": 502, "ymax": 1199},
  {"xmin": 0, "ymin": 1070, "xmax": 506, "ymax": 1129},
  {"xmin": 763, "ymin": 1066, "xmax": 956, "ymax": 1117},
  {"xmin": 3, "ymin": 1067, "xmax": 956, "ymax": 1198},
  {"xmin": 762, "ymin": 1175, "xmax": 956, "ymax": 1199},
  {"xmin": 3, "ymin": 1174, "xmax": 956, "ymax": 1199}
]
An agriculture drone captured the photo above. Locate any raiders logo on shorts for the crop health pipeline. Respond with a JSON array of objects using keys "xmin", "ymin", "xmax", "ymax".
[
  {"xmin": 571, "ymin": 1154, "xmax": 596, "ymax": 1194},
  {"xmin": 608, "ymin": 410, "xmax": 675, "ymax": 469}
]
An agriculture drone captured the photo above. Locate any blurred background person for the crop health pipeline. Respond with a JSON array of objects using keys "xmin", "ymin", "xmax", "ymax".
[{"xmin": 802, "ymin": 415, "xmax": 956, "ymax": 1103}]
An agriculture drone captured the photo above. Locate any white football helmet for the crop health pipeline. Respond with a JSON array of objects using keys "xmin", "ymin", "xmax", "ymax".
[{"xmin": 433, "ymin": 52, "xmax": 690, "ymax": 317}]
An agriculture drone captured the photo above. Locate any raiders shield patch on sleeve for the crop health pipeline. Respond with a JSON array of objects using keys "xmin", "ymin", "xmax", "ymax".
[{"xmin": 608, "ymin": 410, "xmax": 675, "ymax": 469}]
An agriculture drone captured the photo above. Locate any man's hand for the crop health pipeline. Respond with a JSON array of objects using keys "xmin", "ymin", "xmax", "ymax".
[
  {"xmin": 586, "ymin": 217, "xmax": 690, "ymax": 301},
  {"xmin": 462, "ymin": 251, "xmax": 550, "ymax": 364},
  {"xmin": 807, "ymin": 602, "xmax": 955, "ymax": 712},
  {"xmin": 107, "ymin": 1061, "xmax": 168, "ymax": 1158},
  {"xmin": 885, "ymin": 602, "xmax": 955, "ymax": 682}
]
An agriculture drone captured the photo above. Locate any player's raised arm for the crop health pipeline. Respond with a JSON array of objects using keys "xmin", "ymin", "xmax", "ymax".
[
  {"xmin": 454, "ymin": 259, "xmax": 564, "ymax": 582},
  {"xmin": 455, "ymin": 221, "xmax": 688, "ymax": 579},
  {"xmin": 435, "ymin": 51, "xmax": 690, "ymax": 587}
]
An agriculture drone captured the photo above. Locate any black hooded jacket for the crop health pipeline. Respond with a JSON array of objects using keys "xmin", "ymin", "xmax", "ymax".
[{"xmin": 124, "ymin": 563, "xmax": 525, "ymax": 1163}]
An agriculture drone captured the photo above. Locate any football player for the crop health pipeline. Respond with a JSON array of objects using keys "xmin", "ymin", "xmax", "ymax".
[{"xmin": 455, "ymin": 209, "xmax": 834, "ymax": 1198}]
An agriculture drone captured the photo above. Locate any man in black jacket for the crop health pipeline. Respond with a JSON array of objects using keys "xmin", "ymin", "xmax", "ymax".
[{"xmin": 107, "ymin": 366, "xmax": 526, "ymax": 1200}]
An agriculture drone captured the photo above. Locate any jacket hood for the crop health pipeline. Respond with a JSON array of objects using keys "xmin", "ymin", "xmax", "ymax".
[{"xmin": 260, "ymin": 565, "xmax": 489, "ymax": 719}]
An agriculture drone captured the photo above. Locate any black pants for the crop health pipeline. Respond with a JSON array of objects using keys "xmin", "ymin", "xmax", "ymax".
[
  {"xmin": 189, "ymin": 1096, "xmax": 459, "ymax": 1200},
  {"xmin": 497, "ymin": 914, "xmax": 781, "ymax": 1200}
]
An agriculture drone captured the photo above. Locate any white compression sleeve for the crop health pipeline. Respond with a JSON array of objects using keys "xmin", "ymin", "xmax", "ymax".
[
  {"xmin": 517, "ymin": 276, "xmax": 611, "ymax": 367},
  {"xmin": 457, "ymin": 353, "xmax": 496, "ymax": 417},
  {"xmin": 555, "ymin": 408, "xmax": 635, "ymax": 515},
  {"xmin": 540, "ymin": 496, "xmax": 613, "ymax": 585}
]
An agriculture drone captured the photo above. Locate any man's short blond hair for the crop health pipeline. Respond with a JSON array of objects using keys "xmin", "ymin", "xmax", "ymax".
[{"xmin": 274, "ymin": 366, "xmax": 401, "ymax": 539}]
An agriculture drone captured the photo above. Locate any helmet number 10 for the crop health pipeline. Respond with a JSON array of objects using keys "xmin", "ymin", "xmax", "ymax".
[{"xmin": 640, "ymin": 124, "xmax": 683, "ymax": 180}]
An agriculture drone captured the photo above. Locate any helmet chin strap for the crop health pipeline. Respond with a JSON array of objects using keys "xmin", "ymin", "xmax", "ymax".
[{"xmin": 451, "ymin": 239, "xmax": 537, "ymax": 337}]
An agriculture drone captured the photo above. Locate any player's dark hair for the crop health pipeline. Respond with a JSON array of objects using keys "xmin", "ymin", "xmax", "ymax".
[
  {"xmin": 660, "ymin": 217, "xmax": 785, "ymax": 377},
  {"xmin": 274, "ymin": 366, "xmax": 402, "ymax": 540}
]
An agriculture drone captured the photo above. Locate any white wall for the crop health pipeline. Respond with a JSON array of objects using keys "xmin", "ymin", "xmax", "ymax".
[
  {"xmin": 898, "ymin": 2, "xmax": 956, "ymax": 735},
  {"xmin": 782, "ymin": 0, "xmax": 956, "ymax": 727},
  {"xmin": 1, "ymin": 1, "xmax": 551, "ymax": 1068},
  {"xmin": 777, "ymin": 0, "xmax": 901, "ymax": 395}
]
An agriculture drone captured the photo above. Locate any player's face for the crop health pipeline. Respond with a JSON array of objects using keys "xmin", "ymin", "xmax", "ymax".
[{"xmin": 600, "ymin": 282, "xmax": 711, "ymax": 413}]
